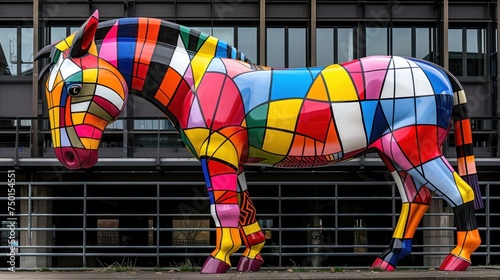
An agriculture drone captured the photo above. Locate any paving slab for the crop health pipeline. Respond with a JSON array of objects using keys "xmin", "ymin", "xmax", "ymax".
[{"xmin": 1, "ymin": 268, "xmax": 500, "ymax": 280}]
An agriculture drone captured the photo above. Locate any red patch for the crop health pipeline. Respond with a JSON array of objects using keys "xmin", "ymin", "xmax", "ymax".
[{"xmin": 296, "ymin": 100, "xmax": 332, "ymax": 142}]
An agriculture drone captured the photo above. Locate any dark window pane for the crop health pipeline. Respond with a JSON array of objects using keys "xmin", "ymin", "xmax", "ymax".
[
  {"xmin": 466, "ymin": 29, "xmax": 485, "ymax": 76},
  {"xmin": 238, "ymin": 27, "xmax": 257, "ymax": 63},
  {"xmin": 316, "ymin": 28, "xmax": 334, "ymax": 66},
  {"xmin": 338, "ymin": 28, "xmax": 354, "ymax": 63},
  {"xmin": 267, "ymin": 28, "xmax": 285, "ymax": 67},
  {"xmin": 448, "ymin": 29, "xmax": 463, "ymax": 76},
  {"xmin": 288, "ymin": 28, "xmax": 306, "ymax": 68},
  {"xmin": 392, "ymin": 28, "xmax": 411, "ymax": 57},
  {"xmin": 366, "ymin": 27, "xmax": 388, "ymax": 56}
]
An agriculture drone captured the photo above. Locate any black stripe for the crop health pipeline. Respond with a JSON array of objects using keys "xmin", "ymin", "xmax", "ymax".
[
  {"xmin": 456, "ymin": 143, "xmax": 475, "ymax": 158},
  {"xmin": 158, "ymin": 23, "xmax": 179, "ymax": 47},
  {"xmin": 453, "ymin": 201, "xmax": 478, "ymax": 231},
  {"xmin": 452, "ymin": 103, "xmax": 468, "ymax": 121}
]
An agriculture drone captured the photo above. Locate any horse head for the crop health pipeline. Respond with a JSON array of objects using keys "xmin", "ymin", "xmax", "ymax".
[{"xmin": 35, "ymin": 10, "xmax": 128, "ymax": 169}]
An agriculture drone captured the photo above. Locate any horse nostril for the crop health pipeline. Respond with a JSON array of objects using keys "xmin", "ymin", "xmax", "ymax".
[{"xmin": 64, "ymin": 151, "xmax": 76, "ymax": 164}]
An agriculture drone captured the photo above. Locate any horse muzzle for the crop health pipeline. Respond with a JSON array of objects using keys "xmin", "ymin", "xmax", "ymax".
[{"xmin": 55, "ymin": 147, "xmax": 98, "ymax": 169}]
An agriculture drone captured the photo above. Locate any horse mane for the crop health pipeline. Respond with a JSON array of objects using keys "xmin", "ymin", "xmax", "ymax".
[{"xmin": 94, "ymin": 17, "xmax": 251, "ymax": 63}]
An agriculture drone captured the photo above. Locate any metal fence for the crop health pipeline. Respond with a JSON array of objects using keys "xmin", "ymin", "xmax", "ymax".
[{"xmin": 1, "ymin": 180, "xmax": 499, "ymax": 270}]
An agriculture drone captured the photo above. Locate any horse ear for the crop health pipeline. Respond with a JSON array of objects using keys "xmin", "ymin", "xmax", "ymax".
[{"xmin": 69, "ymin": 10, "xmax": 99, "ymax": 58}]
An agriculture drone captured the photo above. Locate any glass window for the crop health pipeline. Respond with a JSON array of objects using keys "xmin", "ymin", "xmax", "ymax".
[
  {"xmin": 134, "ymin": 119, "xmax": 174, "ymax": 130},
  {"xmin": 213, "ymin": 27, "xmax": 234, "ymax": 46},
  {"xmin": 21, "ymin": 28, "xmax": 33, "ymax": 76},
  {"xmin": 466, "ymin": 29, "xmax": 485, "ymax": 76},
  {"xmin": 392, "ymin": 28, "xmax": 411, "ymax": 57},
  {"xmin": 50, "ymin": 27, "xmax": 67, "ymax": 43},
  {"xmin": 366, "ymin": 27, "xmax": 388, "ymax": 56},
  {"xmin": 0, "ymin": 28, "xmax": 17, "ymax": 76},
  {"xmin": 266, "ymin": 28, "xmax": 285, "ymax": 67},
  {"xmin": 288, "ymin": 28, "xmax": 306, "ymax": 68},
  {"xmin": 415, "ymin": 28, "xmax": 432, "ymax": 60},
  {"xmin": 338, "ymin": 28, "xmax": 354, "ymax": 63},
  {"xmin": 316, "ymin": 27, "xmax": 354, "ymax": 66},
  {"xmin": 237, "ymin": 27, "xmax": 257, "ymax": 63},
  {"xmin": 316, "ymin": 28, "xmax": 334, "ymax": 66},
  {"xmin": 448, "ymin": 28, "xmax": 463, "ymax": 76}
]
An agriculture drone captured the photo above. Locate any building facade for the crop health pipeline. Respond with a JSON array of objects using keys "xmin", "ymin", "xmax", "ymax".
[{"xmin": 1, "ymin": 0, "xmax": 500, "ymax": 270}]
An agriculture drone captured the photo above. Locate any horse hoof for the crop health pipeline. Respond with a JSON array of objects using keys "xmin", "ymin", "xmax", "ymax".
[
  {"xmin": 439, "ymin": 254, "xmax": 470, "ymax": 271},
  {"xmin": 370, "ymin": 258, "xmax": 395, "ymax": 271},
  {"xmin": 200, "ymin": 256, "xmax": 231, "ymax": 274},
  {"xmin": 236, "ymin": 256, "xmax": 264, "ymax": 272}
]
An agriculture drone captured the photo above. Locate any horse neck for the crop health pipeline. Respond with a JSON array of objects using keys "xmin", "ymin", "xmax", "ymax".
[{"xmin": 96, "ymin": 18, "xmax": 238, "ymax": 125}]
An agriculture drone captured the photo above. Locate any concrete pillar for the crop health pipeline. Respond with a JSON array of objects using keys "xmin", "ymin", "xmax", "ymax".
[
  {"xmin": 423, "ymin": 199, "xmax": 453, "ymax": 267},
  {"xmin": 20, "ymin": 185, "xmax": 53, "ymax": 268}
]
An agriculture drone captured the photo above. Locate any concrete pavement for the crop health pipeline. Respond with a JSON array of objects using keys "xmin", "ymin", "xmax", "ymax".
[{"xmin": 1, "ymin": 268, "xmax": 500, "ymax": 280}]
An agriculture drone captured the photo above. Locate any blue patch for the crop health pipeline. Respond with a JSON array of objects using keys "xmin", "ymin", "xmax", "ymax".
[
  {"xmin": 370, "ymin": 102, "xmax": 390, "ymax": 143},
  {"xmin": 270, "ymin": 69, "xmax": 313, "ymax": 100},
  {"xmin": 206, "ymin": 58, "xmax": 226, "ymax": 73},
  {"xmin": 409, "ymin": 59, "xmax": 452, "ymax": 96},
  {"xmin": 415, "ymin": 96, "xmax": 437, "ymax": 125},
  {"xmin": 216, "ymin": 40, "xmax": 228, "ymax": 58},
  {"xmin": 393, "ymin": 98, "xmax": 415, "ymax": 130},
  {"xmin": 360, "ymin": 100, "xmax": 379, "ymax": 142},
  {"xmin": 200, "ymin": 158, "xmax": 211, "ymax": 188},
  {"xmin": 234, "ymin": 71, "xmax": 272, "ymax": 114},
  {"xmin": 116, "ymin": 18, "xmax": 139, "ymax": 86},
  {"xmin": 380, "ymin": 99, "xmax": 395, "ymax": 128},
  {"xmin": 388, "ymin": 239, "xmax": 413, "ymax": 265},
  {"xmin": 435, "ymin": 94, "xmax": 453, "ymax": 129}
]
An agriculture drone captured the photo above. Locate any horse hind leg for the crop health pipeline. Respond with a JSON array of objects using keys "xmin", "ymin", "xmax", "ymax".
[
  {"xmin": 235, "ymin": 170, "xmax": 266, "ymax": 272},
  {"xmin": 395, "ymin": 156, "xmax": 480, "ymax": 270},
  {"xmin": 372, "ymin": 156, "xmax": 432, "ymax": 271}
]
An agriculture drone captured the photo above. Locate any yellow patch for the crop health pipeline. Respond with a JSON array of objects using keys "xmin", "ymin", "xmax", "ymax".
[
  {"xmin": 191, "ymin": 36, "xmax": 218, "ymax": 89},
  {"xmin": 83, "ymin": 68, "xmax": 99, "ymax": 84},
  {"xmin": 453, "ymin": 172, "xmax": 475, "ymax": 203},
  {"xmin": 393, "ymin": 203, "xmax": 409, "ymax": 239},
  {"xmin": 322, "ymin": 64, "xmax": 358, "ymax": 101},
  {"xmin": 243, "ymin": 222, "xmax": 262, "ymax": 235},
  {"xmin": 262, "ymin": 129, "xmax": 293, "ymax": 155},
  {"xmin": 183, "ymin": 128, "xmax": 210, "ymax": 156},
  {"xmin": 80, "ymin": 138, "xmax": 100, "ymax": 150},
  {"xmin": 72, "ymin": 112, "xmax": 86, "ymax": 125},
  {"xmin": 267, "ymin": 99, "xmax": 302, "ymax": 131},
  {"xmin": 200, "ymin": 132, "xmax": 239, "ymax": 167}
]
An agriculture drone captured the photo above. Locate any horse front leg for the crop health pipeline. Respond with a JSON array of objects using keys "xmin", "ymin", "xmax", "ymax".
[
  {"xmin": 236, "ymin": 171, "xmax": 266, "ymax": 272},
  {"xmin": 198, "ymin": 135, "xmax": 244, "ymax": 273}
]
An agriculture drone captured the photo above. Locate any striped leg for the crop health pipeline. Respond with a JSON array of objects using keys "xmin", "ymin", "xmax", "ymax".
[
  {"xmin": 389, "ymin": 155, "xmax": 480, "ymax": 270},
  {"xmin": 372, "ymin": 156, "xmax": 432, "ymax": 271},
  {"xmin": 235, "ymin": 171, "xmax": 265, "ymax": 272}
]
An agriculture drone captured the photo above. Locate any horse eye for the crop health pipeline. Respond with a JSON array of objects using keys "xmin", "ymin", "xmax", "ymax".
[{"xmin": 68, "ymin": 84, "xmax": 82, "ymax": 96}]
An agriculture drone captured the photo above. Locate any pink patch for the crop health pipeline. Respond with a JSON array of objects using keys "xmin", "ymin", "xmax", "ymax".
[
  {"xmin": 441, "ymin": 156, "xmax": 455, "ymax": 172},
  {"xmin": 187, "ymin": 98, "xmax": 206, "ymax": 128},
  {"xmin": 75, "ymin": 125, "xmax": 96, "ymax": 138},
  {"xmin": 364, "ymin": 70, "xmax": 387, "ymax": 99},
  {"xmin": 93, "ymin": 96, "xmax": 120, "ymax": 118},
  {"xmin": 100, "ymin": 22, "xmax": 119, "ymax": 68},
  {"xmin": 211, "ymin": 173, "xmax": 238, "ymax": 191},
  {"xmin": 224, "ymin": 59, "xmax": 253, "ymax": 78},
  {"xmin": 360, "ymin": 56, "xmax": 391, "ymax": 72},
  {"xmin": 389, "ymin": 137, "xmax": 413, "ymax": 171},
  {"xmin": 215, "ymin": 204, "xmax": 240, "ymax": 227}
]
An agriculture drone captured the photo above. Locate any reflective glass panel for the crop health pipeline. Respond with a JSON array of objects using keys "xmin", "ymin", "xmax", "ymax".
[
  {"xmin": 213, "ymin": 27, "xmax": 234, "ymax": 46},
  {"xmin": 51, "ymin": 27, "xmax": 67, "ymax": 43},
  {"xmin": 288, "ymin": 28, "xmax": 306, "ymax": 68},
  {"xmin": 392, "ymin": 28, "xmax": 411, "ymax": 57},
  {"xmin": 316, "ymin": 28, "xmax": 334, "ymax": 66},
  {"xmin": 449, "ymin": 29, "xmax": 463, "ymax": 76},
  {"xmin": 21, "ymin": 28, "xmax": 33, "ymax": 76},
  {"xmin": 0, "ymin": 28, "xmax": 17, "ymax": 76},
  {"xmin": 237, "ymin": 27, "xmax": 257, "ymax": 63},
  {"xmin": 415, "ymin": 28, "xmax": 431, "ymax": 60},
  {"xmin": 366, "ymin": 27, "xmax": 388, "ymax": 56},
  {"xmin": 266, "ymin": 28, "xmax": 285, "ymax": 68},
  {"xmin": 338, "ymin": 28, "xmax": 354, "ymax": 63}
]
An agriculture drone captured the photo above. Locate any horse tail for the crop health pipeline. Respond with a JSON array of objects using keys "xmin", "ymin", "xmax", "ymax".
[{"xmin": 443, "ymin": 70, "xmax": 483, "ymax": 210}]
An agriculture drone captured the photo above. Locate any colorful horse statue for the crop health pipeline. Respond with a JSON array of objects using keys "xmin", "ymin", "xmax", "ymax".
[{"xmin": 36, "ymin": 11, "xmax": 483, "ymax": 273}]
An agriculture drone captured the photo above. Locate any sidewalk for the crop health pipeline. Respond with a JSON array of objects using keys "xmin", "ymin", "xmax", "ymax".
[{"xmin": 1, "ymin": 268, "xmax": 500, "ymax": 280}]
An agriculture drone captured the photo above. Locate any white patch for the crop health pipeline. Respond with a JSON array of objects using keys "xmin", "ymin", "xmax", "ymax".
[
  {"xmin": 60, "ymin": 59, "xmax": 82, "ymax": 80},
  {"xmin": 169, "ymin": 36, "xmax": 191, "ymax": 75},
  {"xmin": 391, "ymin": 170, "xmax": 408, "ymax": 203},
  {"xmin": 380, "ymin": 69, "xmax": 395, "ymax": 99},
  {"xmin": 48, "ymin": 55, "xmax": 64, "ymax": 91},
  {"xmin": 454, "ymin": 90, "xmax": 467, "ymax": 105},
  {"xmin": 392, "ymin": 56, "xmax": 410, "ymax": 69},
  {"xmin": 408, "ymin": 59, "xmax": 419, "ymax": 68},
  {"xmin": 331, "ymin": 102, "xmax": 367, "ymax": 153},
  {"xmin": 71, "ymin": 101, "xmax": 91, "ymax": 112},
  {"xmin": 95, "ymin": 85, "xmax": 124, "ymax": 109},
  {"xmin": 237, "ymin": 172, "xmax": 248, "ymax": 192},
  {"xmin": 394, "ymin": 68, "xmax": 414, "ymax": 97},
  {"xmin": 412, "ymin": 67, "xmax": 435, "ymax": 96},
  {"xmin": 210, "ymin": 204, "xmax": 220, "ymax": 227}
]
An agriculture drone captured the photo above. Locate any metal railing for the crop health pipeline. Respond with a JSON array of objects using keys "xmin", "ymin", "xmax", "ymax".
[{"xmin": 0, "ymin": 180, "xmax": 499, "ymax": 270}]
